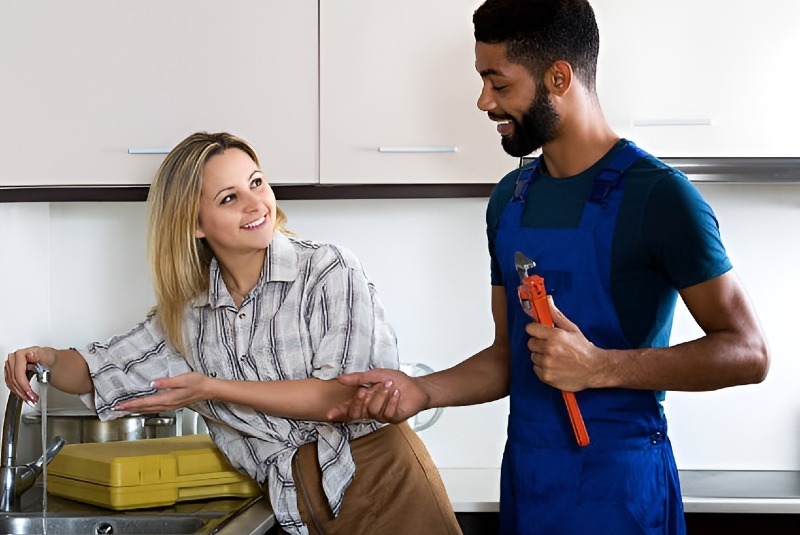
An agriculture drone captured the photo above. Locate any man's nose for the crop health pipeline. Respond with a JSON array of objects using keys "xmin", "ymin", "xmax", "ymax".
[{"xmin": 477, "ymin": 83, "xmax": 496, "ymax": 112}]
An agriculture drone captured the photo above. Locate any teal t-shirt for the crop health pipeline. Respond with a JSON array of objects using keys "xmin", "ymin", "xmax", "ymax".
[{"xmin": 487, "ymin": 139, "xmax": 732, "ymax": 349}]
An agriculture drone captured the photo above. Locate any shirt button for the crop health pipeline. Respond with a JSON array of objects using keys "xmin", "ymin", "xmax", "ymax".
[{"xmin": 238, "ymin": 313, "xmax": 246, "ymax": 319}]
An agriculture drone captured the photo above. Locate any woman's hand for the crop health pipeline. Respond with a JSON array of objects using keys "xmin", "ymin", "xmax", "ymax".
[
  {"xmin": 4, "ymin": 346, "xmax": 57, "ymax": 404},
  {"xmin": 113, "ymin": 372, "xmax": 211, "ymax": 413}
]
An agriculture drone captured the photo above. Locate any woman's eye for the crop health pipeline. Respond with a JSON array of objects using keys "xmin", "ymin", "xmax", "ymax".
[
  {"xmin": 251, "ymin": 177, "xmax": 263, "ymax": 188},
  {"xmin": 220, "ymin": 194, "xmax": 235, "ymax": 205},
  {"xmin": 493, "ymin": 85, "xmax": 508, "ymax": 93}
]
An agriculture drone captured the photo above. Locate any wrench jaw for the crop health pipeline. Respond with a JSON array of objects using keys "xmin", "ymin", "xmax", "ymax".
[
  {"xmin": 514, "ymin": 251, "xmax": 539, "ymax": 320},
  {"xmin": 514, "ymin": 251, "xmax": 537, "ymax": 283}
]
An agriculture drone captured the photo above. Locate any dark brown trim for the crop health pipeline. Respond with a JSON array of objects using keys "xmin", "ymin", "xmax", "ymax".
[
  {"xmin": 0, "ymin": 187, "xmax": 150, "ymax": 203},
  {"xmin": 0, "ymin": 183, "xmax": 497, "ymax": 203},
  {"xmin": 5, "ymin": 157, "xmax": 800, "ymax": 203}
]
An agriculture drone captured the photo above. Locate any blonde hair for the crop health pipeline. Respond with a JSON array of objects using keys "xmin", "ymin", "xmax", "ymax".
[{"xmin": 146, "ymin": 132, "xmax": 288, "ymax": 354}]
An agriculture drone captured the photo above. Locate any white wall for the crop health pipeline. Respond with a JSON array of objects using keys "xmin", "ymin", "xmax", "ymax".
[
  {"xmin": 1, "ymin": 184, "xmax": 799, "ymax": 470},
  {"xmin": 666, "ymin": 183, "xmax": 800, "ymax": 470}
]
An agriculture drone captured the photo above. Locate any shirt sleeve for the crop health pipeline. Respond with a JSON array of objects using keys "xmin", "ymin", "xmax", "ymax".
[
  {"xmin": 78, "ymin": 313, "xmax": 192, "ymax": 420},
  {"xmin": 643, "ymin": 172, "xmax": 732, "ymax": 290},
  {"xmin": 306, "ymin": 246, "xmax": 399, "ymax": 380}
]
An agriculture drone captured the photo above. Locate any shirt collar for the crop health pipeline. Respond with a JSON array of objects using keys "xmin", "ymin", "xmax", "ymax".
[{"xmin": 193, "ymin": 231, "xmax": 299, "ymax": 309}]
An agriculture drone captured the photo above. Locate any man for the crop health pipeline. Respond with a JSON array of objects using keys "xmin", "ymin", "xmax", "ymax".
[{"xmin": 330, "ymin": 1, "xmax": 769, "ymax": 533}]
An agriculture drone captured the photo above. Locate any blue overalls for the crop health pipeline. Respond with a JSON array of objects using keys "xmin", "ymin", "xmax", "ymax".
[{"xmin": 494, "ymin": 142, "xmax": 686, "ymax": 535}]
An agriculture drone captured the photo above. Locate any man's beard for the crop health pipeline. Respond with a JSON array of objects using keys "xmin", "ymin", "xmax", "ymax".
[{"xmin": 500, "ymin": 90, "xmax": 560, "ymax": 158}]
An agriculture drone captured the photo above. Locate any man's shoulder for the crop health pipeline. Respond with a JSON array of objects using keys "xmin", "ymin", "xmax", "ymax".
[
  {"xmin": 624, "ymin": 152, "xmax": 699, "ymax": 203},
  {"xmin": 487, "ymin": 165, "xmax": 526, "ymax": 217}
]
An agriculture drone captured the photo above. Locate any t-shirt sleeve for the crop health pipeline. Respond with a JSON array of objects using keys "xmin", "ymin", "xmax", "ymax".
[
  {"xmin": 307, "ymin": 247, "xmax": 399, "ymax": 380},
  {"xmin": 643, "ymin": 172, "xmax": 732, "ymax": 290},
  {"xmin": 487, "ymin": 168, "xmax": 522, "ymax": 287},
  {"xmin": 78, "ymin": 313, "xmax": 192, "ymax": 420}
]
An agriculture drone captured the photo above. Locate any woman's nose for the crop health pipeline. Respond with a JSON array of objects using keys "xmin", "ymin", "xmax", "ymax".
[{"xmin": 241, "ymin": 190, "xmax": 262, "ymax": 211}]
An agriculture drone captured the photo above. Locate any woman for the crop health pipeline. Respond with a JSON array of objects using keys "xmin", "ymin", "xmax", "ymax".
[{"xmin": 4, "ymin": 132, "xmax": 461, "ymax": 535}]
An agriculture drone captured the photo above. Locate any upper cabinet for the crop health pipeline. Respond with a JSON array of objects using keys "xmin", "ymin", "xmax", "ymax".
[
  {"xmin": 5, "ymin": 1, "xmax": 795, "ymax": 191},
  {"xmin": 319, "ymin": 0, "xmax": 518, "ymax": 184},
  {"xmin": 0, "ymin": 1, "xmax": 318, "ymax": 187},
  {"xmin": 594, "ymin": 0, "xmax": 800, "ymax": 157}
]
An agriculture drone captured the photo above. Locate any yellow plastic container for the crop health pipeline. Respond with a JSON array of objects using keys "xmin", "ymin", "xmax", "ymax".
[{"xmin": 46, "ymin": 434, "xmax": 260, "ymax": 510}]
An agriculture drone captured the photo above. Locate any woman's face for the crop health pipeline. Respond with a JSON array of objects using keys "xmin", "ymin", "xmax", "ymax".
[{"xmin": 195, "ymin": 148, "xmax": 277, "ymax": 259}]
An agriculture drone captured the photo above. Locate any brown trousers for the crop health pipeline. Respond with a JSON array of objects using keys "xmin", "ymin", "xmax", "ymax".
[{"xmin": 274, "ymin": 422, "xmax": 461, "ymax": 535}]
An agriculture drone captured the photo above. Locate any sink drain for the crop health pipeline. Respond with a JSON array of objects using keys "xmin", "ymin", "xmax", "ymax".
[{"xmin": 94, "ymin": 521, "xmax": 114, "ymax": 534}]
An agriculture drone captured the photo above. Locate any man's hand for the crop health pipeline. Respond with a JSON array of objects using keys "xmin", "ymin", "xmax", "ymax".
[
  {"xmin": 525, "ymin": 298, "xmax": 601, "ymax": 392},
  {"xmin": 327, "ymin": 368, "xmax": 430, "ymax": 423}
]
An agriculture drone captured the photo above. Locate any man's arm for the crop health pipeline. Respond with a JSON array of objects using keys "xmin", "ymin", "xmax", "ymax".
[
  {"xmin": 527, "ymin": 271, "xmax": 769, "ymax": 392},
  {"xmin": 328, "ymin": 286, "xmax": 512, "ymax": 422}
]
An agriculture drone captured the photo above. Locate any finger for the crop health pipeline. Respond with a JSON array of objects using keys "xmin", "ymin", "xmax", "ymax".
[
  {"xmin": 326, "ymin": 401, "xmax": 350, "ymax": 421},
  {"xmin": 336, "ymin": 372, "xmax": 367, "ymax": 386},
  {"xmin": 382, "ymin": 389, "xmax": 401, "ymax": 421},
  {"xmin": 365, "ymin": 383, "xmax": 393, "ymax": 418},
  {"xmin": 346, "ymin": 388, "xmax": 370, "ymax": 421}
]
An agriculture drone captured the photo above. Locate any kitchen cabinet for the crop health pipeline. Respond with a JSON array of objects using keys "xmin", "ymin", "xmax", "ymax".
[
  {"xmin": 319, "ymin": 0, "xmax": 518, "ymax": 184},
  {"xmin": 0, "ymin": 1, "xmax": 317, "ymax": 187},
  {"xmin": 593, "ymin": 0, "xmax": 800, "ymax": 158}
]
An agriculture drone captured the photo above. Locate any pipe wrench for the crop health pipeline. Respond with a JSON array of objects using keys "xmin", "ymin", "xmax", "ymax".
[{"xmin": 514, "ymin": 251, "xmax": 590, "ymax": 447}]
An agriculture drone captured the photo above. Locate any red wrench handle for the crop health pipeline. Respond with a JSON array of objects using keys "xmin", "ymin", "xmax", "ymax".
[{"xmin": 519, "ymin": 275, "xmax": 591, "ymax": 447}]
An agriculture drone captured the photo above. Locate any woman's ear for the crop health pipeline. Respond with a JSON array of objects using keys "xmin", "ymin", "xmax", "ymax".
[{"xmin": 195, "ymin": 223, "xmax": 205, "ymax": 239}]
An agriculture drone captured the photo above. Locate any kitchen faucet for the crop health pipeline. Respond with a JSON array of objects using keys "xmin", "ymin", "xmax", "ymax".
[{"xmin": 0, "ymin": 365, "xmax": 66, "ymax": 511}]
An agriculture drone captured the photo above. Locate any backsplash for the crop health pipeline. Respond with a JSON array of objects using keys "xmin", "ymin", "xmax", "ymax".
[{"xmin": 2, "ymin": 185, "xmax": 799, "ymax": 471}]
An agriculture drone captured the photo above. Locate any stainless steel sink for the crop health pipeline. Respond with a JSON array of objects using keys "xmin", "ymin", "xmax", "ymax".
[
  {"xmin": 3, "ymin": 483, "xmax": 271, "ymax": 535},
  {"xmin": 0, "ymin": 512, "xmax": 218, "ymax": 534}
]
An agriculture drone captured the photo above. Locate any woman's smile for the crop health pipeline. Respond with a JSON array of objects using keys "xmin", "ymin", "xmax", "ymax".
[{"xmin": 242, "ymin": 215, "xmax": 268, "ymax": 230}]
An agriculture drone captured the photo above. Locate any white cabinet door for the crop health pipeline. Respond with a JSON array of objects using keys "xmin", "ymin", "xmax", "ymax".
[
  {"xmin": 594, "ymin": 0, "xmax": 800, "ymax": 157},
  {"xmin": 0, "ymin": 1, "xmax": 317, "ymax": 187},
  {"xmin": 320, "ymin": 0, "xmax": 518, "ymax": 184}
]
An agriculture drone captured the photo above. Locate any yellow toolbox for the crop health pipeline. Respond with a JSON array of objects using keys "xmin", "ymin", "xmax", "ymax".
[{"xmin": 45, "ymin": 434, "xmax": 261, "ymax": 510}]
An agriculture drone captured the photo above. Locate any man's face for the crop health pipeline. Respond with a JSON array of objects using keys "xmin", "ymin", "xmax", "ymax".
[{"xmin": 475, "ymin": 41, "xmax": 560, "ymax": 157}]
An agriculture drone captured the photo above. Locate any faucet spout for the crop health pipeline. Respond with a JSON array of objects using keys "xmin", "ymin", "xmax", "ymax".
[{"xmin": 1, "ymin": 365, "xmax": 65, "ymax": 512}]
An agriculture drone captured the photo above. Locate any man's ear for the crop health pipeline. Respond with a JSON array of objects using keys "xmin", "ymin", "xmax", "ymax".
[{"xmin": 546, "ymin": 60, "xmax": 573, "ymax": 96}]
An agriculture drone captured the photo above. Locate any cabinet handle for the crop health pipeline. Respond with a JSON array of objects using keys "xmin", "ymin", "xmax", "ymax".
[
  {"xmin": 127, "ymin": 148, "xmax": 171, "ymax": 154},
  {"xmin": 632, "ymin": 119, "xmax": 713, "ymax": 127},
  {"xmin": 377, "ymin": 146, "xmax": 458, "ymax": 153}
]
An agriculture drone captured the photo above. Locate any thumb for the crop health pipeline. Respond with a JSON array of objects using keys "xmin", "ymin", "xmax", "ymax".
[
  {"xmin": 336, "ymin": 371, "xmax": 372, "ymax": 386},
  {"xmin": 549, "ymin": 296, "xmax": 579, "ymax": 332}
]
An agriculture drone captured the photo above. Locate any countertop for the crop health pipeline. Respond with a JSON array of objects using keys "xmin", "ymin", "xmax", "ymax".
[
  {"xmin": 439, "ymin": 468, "xmax": 800, "ymax": 514},
  {"xmin": 18, "ymin": 468, "xmax": 800, "ymax": 534}
]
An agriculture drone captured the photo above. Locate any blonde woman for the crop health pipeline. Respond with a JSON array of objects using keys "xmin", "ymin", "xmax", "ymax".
[{"xmin": 4, "ymin": 132, "xmax": 461, "ymax": 535}]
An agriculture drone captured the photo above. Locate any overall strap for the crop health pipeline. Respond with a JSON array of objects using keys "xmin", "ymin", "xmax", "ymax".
[
  {"xmin": 588, "ymin": 142, "xmax": 648, "ymax": 205},
  {"xmin": 512, "ymin": 158, "xmax": 540, "ymax": 202}
]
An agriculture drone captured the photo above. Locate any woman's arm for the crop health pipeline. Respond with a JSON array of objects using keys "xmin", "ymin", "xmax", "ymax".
[
  {"xmin": 113, "ymin": 373, "xmax": 359, "ymax": 421},
  {"xmin": 4, "ymin": 347, "xmax": 93, "ymax": 402}
]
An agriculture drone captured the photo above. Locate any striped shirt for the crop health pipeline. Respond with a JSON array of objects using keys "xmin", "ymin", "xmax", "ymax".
[{"xmin": 78, "ymin": 231, "xmax": 399, "ymax": 535}]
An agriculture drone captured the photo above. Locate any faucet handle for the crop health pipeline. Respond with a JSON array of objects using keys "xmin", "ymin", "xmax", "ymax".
[
  {"xmin": 24, "ymin": 363, "xmax": 49, "ymax": 385},
  {"xmin": 33, "ymin": 363, "xmax": 50, "ymax": 385}
]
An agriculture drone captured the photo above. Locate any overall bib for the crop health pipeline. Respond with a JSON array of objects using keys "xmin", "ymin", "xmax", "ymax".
[{"xmin": 495, "ymin": 142, "xmax": 686, "ymax": 535}]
